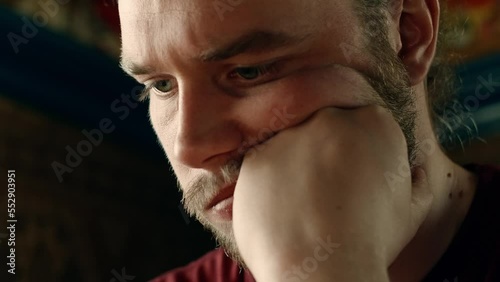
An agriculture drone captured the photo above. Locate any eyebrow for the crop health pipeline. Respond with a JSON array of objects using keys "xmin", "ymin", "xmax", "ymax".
[
  {"xmin": 120, "ymin": 59, "xmax": 154, "ymax": 77},
  {"xmin": 120, "ymin": 30, "xmax": 310, "ymax": 77},
  {"xmin": 198, "ymin": 30, "xmax": 310, "ymax": 62}
]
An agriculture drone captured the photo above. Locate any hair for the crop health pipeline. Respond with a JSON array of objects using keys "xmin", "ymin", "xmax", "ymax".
[
  {"xmin": 354, "ymin": 0, "xmax": 458, "ymax": 141},
  {"xmin": 119, "ymin": 0, "xmax": 461, "ymax": 146}
]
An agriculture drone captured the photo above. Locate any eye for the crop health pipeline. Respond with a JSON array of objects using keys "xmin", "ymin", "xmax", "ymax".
[
  {"xmin": 234, "ymin": 67, "xmax": 261, "ymax": 80},
  {"xmin": 138, "ymin": 79, "xmax": 177, "ymax": 101},
  {"xmin": 153, "ymin": 80, "xmax": 173, "ymax": 93},
  {"xmin": 229, "ymin": 64, "xmax": 278, "ymax": 81}
]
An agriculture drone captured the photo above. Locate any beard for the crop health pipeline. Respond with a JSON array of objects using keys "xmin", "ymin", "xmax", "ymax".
[
  {"xmin": 180, "ymin": 32, "xmax": 418, "ymax": 268},
  {"xmin": 182, "ymin": 158, "xmax": 245, "ymax": 265}
]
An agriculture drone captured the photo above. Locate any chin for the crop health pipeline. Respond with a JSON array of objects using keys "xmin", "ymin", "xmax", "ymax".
[{"xmin": 199, "ymin": 215, "xmax": 245, "ymax": 265}]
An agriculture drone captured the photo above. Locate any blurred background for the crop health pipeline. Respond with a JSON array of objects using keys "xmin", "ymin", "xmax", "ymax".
[{"xmin": 0, "ymin": 0, "xmax": 498, "ymax": 281}]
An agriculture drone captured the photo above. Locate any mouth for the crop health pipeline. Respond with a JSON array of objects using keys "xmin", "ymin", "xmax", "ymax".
[{"xmin": 205, "ymin": 183, "xmax": 236, "ymax": 221}]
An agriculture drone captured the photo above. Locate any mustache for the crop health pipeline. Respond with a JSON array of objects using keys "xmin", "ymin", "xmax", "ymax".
[{"xmin": 182, "ymin": 158, "xmax": 242, "ymax": 217}]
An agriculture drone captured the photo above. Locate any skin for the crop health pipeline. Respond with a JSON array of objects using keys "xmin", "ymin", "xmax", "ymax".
[{"xmin": 119, "ymin": 0, "xmax": 478, "ymax": 281}]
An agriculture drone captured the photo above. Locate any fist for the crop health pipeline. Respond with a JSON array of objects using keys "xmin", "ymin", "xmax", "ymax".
[{"xmin": 232, "ymin": 106, "xmax": 432, "ymax": 281}]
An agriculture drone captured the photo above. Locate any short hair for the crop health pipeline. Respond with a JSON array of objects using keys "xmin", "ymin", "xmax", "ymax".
[{"xmin": 354, "ymin": 0, "xmax": 458, "ymax": 141}]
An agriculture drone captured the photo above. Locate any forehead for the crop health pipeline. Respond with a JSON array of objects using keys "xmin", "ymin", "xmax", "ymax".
[{"xmin": 119, "ymin": 0, "xmax": 356, "ymax": 67}]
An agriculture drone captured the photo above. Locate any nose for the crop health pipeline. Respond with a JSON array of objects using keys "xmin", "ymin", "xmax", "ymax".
[{"xmin": 172, "ymin": 80, "xmax": 242, "ymax": 170}]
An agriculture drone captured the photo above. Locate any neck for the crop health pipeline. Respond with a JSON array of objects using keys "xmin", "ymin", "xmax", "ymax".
[{"xmin": 388, "ymin": 84, "xmax": 478, "ymax": 281}]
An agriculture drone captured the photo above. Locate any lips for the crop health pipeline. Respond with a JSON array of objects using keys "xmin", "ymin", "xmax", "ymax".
[{"xmin": 206, "ymin": 183, "xmax": 236, "ymax": 221}]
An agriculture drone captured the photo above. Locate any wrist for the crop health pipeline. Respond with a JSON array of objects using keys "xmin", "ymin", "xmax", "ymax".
[{"xmin": 253, "ymin": 249, "xmax": 389, "ymax": 282}]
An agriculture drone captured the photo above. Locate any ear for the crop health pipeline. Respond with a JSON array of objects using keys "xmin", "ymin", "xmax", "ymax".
[{"xmin": 394, "ymin": 0, "xmax": 440, "ymax": 86}]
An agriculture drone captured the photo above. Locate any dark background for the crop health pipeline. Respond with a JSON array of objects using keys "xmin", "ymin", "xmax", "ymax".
[{"xmin": 0, "ymin": 0, "xmax": 499, "ymax": 281}]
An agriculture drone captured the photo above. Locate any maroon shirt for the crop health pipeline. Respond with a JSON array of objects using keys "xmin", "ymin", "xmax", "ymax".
[
  {"xmin": 152, "ymin": 164, "xmax": 500, "ymax": 282},
  {"xmin": 422, "ymin": 164, "xmax": 500, "ymax": 281}
]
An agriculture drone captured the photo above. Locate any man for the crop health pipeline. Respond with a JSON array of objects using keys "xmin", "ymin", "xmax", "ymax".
[{"xmin": 118, "ymin": 0, "xmax": 500, "ymax": 281}]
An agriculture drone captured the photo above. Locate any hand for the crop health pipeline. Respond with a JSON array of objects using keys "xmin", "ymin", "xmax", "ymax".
[{"xmin": 232, "ymin": 105, "xmax": 433, "ymax": 282}]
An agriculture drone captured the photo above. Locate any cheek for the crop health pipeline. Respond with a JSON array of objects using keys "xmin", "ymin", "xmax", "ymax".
[
  {"xmin": 241, "ymin": 64, "xmax": 377, "ymax": 131},
  {"xmin": 147, "ymin": 64, "xmax": 377, "ymax": 184},
  {"xmin": 149, "ymin": 96, "xmax": 199, "ymax": 190},
  {"xmin": 149, "ymin": 97, "xmax": 177, "ymax": 160},
  {"xmin": 150, "ymin": 109, "xmax": 187, "ymax": 189}
]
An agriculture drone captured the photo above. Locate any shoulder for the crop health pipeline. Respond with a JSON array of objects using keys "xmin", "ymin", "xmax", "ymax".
[
  {"xmin": 150, "ymin": 249, "xmax": 254, "ymax": 282},
  {"xmin": 466, "ymin": 164, "xmax": 500, "ymax": 185}
]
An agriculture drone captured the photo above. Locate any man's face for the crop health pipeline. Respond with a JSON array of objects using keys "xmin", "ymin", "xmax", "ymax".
[{"xmin": 119, "ymin": 0, "xmax": 416, "ymax": 262}]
